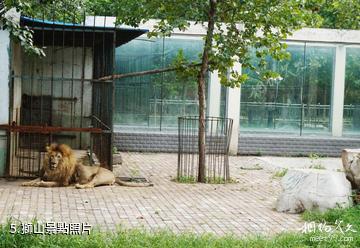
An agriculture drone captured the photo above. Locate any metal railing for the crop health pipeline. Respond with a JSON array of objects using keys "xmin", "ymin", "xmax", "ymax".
[{"xmin": 178, "ymin": 116, "xmax": 233, "ymax": 183}]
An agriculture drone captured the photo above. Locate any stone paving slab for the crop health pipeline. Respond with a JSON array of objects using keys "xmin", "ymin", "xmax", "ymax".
[{"xmin": 0, "ymin": 153, "xmax": 333, "ymax": 236}]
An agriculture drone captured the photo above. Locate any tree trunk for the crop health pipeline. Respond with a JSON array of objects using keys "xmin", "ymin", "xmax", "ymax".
[{"xmin": 197, "ymin": 0, "xmax": 217, "ymax": 183}]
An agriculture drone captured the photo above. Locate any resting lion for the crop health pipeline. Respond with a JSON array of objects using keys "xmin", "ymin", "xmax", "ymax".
[
  {"xmin": 21, "ymin": 143, "xmax": 116, "ymax": 188},
  {"xmin": 22, "ymin": 143, "xmax": 77, "ymax": 187},
  {"xmin": 74, "ymin": 163, "xmax": 154, "ymax": 188},
  {"xmin": 22, "ymin": 143, "xmax": 153, "ymax": 188},
  {"xmin": 74, "ymin": 162, "xmax": 115, "ymax": 189}
]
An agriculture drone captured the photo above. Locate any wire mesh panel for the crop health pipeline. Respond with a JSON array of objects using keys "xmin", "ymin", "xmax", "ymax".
[{"xmin": 177, "ymin": 116, "xmax": 233, "ymax": 183}]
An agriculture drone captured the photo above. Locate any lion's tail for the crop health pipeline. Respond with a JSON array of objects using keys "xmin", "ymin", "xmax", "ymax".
[{"xmin": 115, "ymin": 177, "xmax": 154, "ymax": 187}]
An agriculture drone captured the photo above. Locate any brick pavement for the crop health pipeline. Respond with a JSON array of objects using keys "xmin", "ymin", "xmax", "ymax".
[{"xmin": 0, "ymin": 153, "xmax": 305, "ymax": 236}]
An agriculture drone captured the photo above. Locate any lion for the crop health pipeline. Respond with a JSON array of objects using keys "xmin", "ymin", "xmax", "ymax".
[
  {"xmin": 22, "ymin": 143, "xmax": 153, "ymax": 188},
  {"xmin": 74, "ymin": 163, "xmax": 154, "ymax": 188},
  {"xmin": 21, "ymin": 143, "xmax": 116, "ymax": 188},
  {"xmin": 21, "ymin": 143, "xmax": 77, "ymax": 187},
  {"xmin": 74, "ymin": 162, "xmax": 115, "ymax": 189}
]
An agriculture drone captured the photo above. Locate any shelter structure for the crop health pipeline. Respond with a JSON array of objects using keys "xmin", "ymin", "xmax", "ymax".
[{"xmin": 0, "ymin": 15, "xmax": 146, "ymax": 178}]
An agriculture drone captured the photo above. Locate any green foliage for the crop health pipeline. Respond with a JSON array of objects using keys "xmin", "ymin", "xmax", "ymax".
[
  {"xmin": 310, "ymin": 164, "xmax": 326, "ymax": 170},
  {"xmin": 113, "ymin": 0, "xmax": 318, "ymax": 88},
  {"xmin": 301, "ymin": 206, "xmax": 360, "ymax": 247},
  {"xmin": 302, "ymin": 205, "xmax": 360, "ymax": 233},
  {"xmin": 176, "ymin": 176, "xmax": 196, "ymax": 184},
  {"xmin": 2, "ymin": 0, "xmax": 89, "ymax": 57},
  {"xmin": 3, "ymin": 0, "xmax": 360, "ymax": 61},
  {"xmin": 309, "ymin": 153, "xmax": 326, "ymax": 169},
  {"xmin": 345, "ymin": 48, "xmax": 360, "ymax": 105},
  {"xmin": 273, "ymin": 168, "xmax": 288, "ymax": 178},
  {"xmin": 2, "ymin": 15, "xmax": 45, "ymax": 56},
  {"xmin": 314, "ymin": 0, "xmax": 360, "ymax": 30},
  {"xmin": 206, "ymin": 177, "xmax": 226, "ymax": 184},
  {"xmin": 5, "ymin": 0, "xmax": 87, "ymax": 21},
  {"xmin": 175, "ymin": 176, "xmax": 236, "ymax": 184},
  {"xmin": 255, "ymin": 149, "xmax": 262, "ymax": 156}
]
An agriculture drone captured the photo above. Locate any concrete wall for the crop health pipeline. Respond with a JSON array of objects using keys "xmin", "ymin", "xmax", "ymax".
[
  {"xmin": 0, "ymin": 29, "xmax": 10, "ymax": 176},
  {"xmin": 137, "ymin": 21, "xmax": 360, "ymax": 44},
  {"xmin": 18, "ymin": 46, "xmax": 93, "ymax": 148}
]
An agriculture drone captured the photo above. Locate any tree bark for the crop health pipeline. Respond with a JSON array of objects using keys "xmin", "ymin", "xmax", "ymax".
[{"xmin": 197, "ymin": 0, "xmax": 217, "ymax": 183}]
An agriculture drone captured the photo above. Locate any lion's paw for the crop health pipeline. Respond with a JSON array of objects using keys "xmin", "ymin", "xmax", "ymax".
[
  {"xmin": 75, "ymin": 183, "xmax": 85, "ymax": 189},
  {"xmin": 22, "ymin": 182, "xmax": 41, "ymax": 187},
  {"xmin": 21, "ymin": 182, "xmax": 31, "ymax": 187}
]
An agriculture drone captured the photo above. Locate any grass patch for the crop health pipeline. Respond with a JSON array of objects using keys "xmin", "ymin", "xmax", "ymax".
[
  {"xmin": 175, "ymin": 176, "xmax": 237, "ymax": 184},
  {"xmin": 255, "ymin": 149, "xmax": 262, "ymax": 156},
  {"xmin": 0, "ymin": 223, "xmax": 313, "ymax": 248},
  {"xmin": 3, "ymin": 206, "xmax": 360, "ymax": 248},
  {"xmin": 309, "ymin": 153, "xmax": 326, "ymax": 170},
  {"xmin": 206, "ymin": 177, "xmax": 238, "ymax": 184},
  {"xmin": 272, "ymin": 168, "xmax": 288, "ymax": 178},
  {"xmin": 302, "ymin": 205, "xmax": 360, "ymax": 230},
  {"xmin": 1, "ymin": 219, "xmax": 359, "ymax": 248},
  {"xmin": 300, "ymin": 206, "xmax": 360, "ymax": 246},
  {"xmin": 175, "ymin": 176, "xmax": 197, "ymax": 184},
  {"xmin": 309, "ymin": 164, "xmax": 326, "ymax": 170}
]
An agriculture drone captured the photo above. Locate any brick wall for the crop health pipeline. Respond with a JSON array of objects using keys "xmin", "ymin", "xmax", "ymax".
[
  {"xmin": 114, "ymin": 132, "xmax": 179, "ymax": 153},
  {"xmin": 114, "ymin": 132, "xmax": 360, "ymax": 157},
  {"xmin": 238, "ymin": 134, "xmax": 360, "ymax": 157}
]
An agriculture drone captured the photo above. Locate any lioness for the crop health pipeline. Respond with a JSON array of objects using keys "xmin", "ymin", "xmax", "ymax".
[{"xmin": 22, "ymin": 143, "xmax": 77, "ymax": 187}]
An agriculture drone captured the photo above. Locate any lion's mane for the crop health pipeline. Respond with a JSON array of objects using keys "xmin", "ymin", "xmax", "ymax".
[{"xmin": 43, "ymin": 143, "xmax": 77, "ymax": 186}]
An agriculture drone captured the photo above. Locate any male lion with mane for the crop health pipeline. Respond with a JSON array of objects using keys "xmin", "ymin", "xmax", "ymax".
[
  {"xmin": 22, "ymin": 143, "xmax": 152, "ymax": 188},
  {"xmin": 22, "ymin": 143, "xmax": 116, "ymax": 188},
  {"xmin": 22, "ymin": 143, "xmax": 77, "ymax": 187}
]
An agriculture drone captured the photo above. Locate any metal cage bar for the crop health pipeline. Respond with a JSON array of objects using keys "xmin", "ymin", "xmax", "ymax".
[
  {"xmin": 177, "ymin": 116, "xmax": 233, "ymax": 183},
  {"xmin": 4, "ymin": 11, "xmax": 118, "ymax": 177}
]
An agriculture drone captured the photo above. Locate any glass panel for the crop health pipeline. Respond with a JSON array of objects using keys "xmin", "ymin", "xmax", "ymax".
[
  {"xmin": 302, "ymin": 45, "xmax": 334, "ymax": 134},
  {"xmin": 220, "ymin": 86, "xmax": 227, "ymax": 118},
  {"xmin": 273, "ymin": 45, "xmax": 304, "ymax": 132},
  {"xmin": 239, "ymin": 43, "xmax": 335, "ymax": 136},
  {"xmin": 114, "ymin": 38, "xmax": 163, "ymax": 131},
  {"xmin": 114, "ymin": 37, "xmax": 204, "ymax": 132},
  {"xmin": 240, "ymin": 44, "xmax": 304, "ymax": 134},
  {"xmin": 160, "ymin": 38, "xmax": 203, "ymax": 129},
  {"xmin": 343, "ymin": 47, "xmax": 360, "ymax": 134}
]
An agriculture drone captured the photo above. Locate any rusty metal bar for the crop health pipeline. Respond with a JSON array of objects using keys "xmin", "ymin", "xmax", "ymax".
[
  {"xmin": 79, "ymin": 11, "xmax": 86, "ymax": 148},
  {"xmin": 61, "ymin": 7, "xmax": 66, "ymax": 127},
  {"xmin": 0, "ymin": 124, "xmax": 103, "ymax": 134},
  {"xmin": 177, "ymin": 116, "xmax": 233, "ymax": 183},
  {"xmin": 5, "ymin": 11, "xmax": 116, "ymax": 178}
]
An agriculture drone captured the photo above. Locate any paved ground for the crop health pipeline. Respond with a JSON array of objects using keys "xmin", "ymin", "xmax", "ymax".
[{"xmin": 0, "ymin": 153, "xmax": 343, "ymax": 236}]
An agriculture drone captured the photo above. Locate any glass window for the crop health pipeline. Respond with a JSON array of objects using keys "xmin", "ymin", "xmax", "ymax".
[
  {"xmin": 240, "ymin": 44, "xmax": 304, "ymax": 134},
  {"xmin": 114, "ymin": 38, "xmax": 161, "ymax": 130},
  {"xmin": 114, "ymin": 37, "xmax": 204, "ymax": 132},
  {"xmin": 239, "ymin": 43, "xmax": 335, "ymax": 135},
  {"xmin": 302, "ymin": 45, "xmax": 335, "ymax": 135},
  {"xmin": 343, "ymin": 47, "xmax": 360, "ymax": 134},
  {"xmin": 220, "ymin": 86, "xmax": 227, "ymax": 118}
]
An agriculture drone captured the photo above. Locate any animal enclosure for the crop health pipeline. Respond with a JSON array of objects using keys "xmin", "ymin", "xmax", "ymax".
[{"xmin": 0, "ymin": 15, "xmax": 146, "ymax": 178}]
